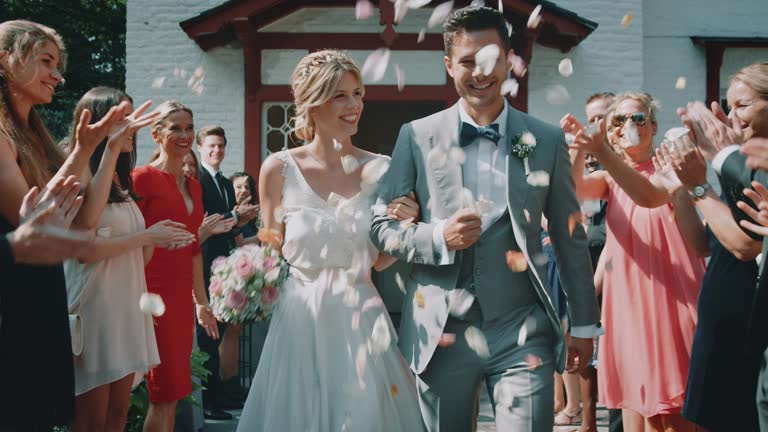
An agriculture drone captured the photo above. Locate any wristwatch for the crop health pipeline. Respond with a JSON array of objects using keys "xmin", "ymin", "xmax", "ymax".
[{"xmin": 690, "ymin": 183, "xmax": 712, "ymax": 199}]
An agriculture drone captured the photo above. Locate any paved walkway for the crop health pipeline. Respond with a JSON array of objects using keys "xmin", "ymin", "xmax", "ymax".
[{"xmin": 205, "ymin": 389, "xmax": 610, "ymax": 431}]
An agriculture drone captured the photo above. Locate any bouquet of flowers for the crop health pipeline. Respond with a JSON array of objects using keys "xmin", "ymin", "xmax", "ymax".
[{"xmin": 209, "ymin": 243, "xmax": 289, "ymax": 323}]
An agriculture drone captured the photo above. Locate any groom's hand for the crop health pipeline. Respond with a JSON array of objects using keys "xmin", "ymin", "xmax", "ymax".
[
  {"xmin": 566, "ymin": 336, "xmax": 594, "ymax": 373},
  {"xmin": 444, "ymin": 209, "xmax": 482, "ymax": 250}
]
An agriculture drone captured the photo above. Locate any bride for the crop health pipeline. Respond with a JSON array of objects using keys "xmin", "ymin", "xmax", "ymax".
[{"xmin": 236, "ymin": 50, "xmax": 426, "ymax": 431}]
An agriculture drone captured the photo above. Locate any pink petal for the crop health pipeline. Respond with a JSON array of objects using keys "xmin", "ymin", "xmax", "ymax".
[
  {"xmin": 355, "ymin": 0, "xmax": 374, "ymax": 20},
  {"xmin": 395, "ymin": 64, "xmax": 405, "ymax": 92},
  {"xmin": 508, "ymin": 54, "xmax": 528, "ymax": 77},
  {"xmin": 361, "ymin": 48, "xmax": 390, "ymax": 83},
  {"xmin": 527, "ymin": 5, "xmax": 542, "ymax": 30},
  {"xmin": 428, "ymin": 1, "xmax": 454, "ymax": 28}
]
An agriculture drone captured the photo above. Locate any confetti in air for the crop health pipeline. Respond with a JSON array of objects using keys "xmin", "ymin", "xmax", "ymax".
[
  {"xmin": 675, "ymin": 76, "xmax": 687, "ymax": 90},
  {"xmin": 139, "ymin": 293, "xmax": 165, "ymax": 317},
  {"xmin": 465, "ymin": 326, "xmax": 491, "ymax": 358},
  {"xmin": 341, "ymin": 154, "xmax": 361, "ymax": 174},
  {"xmin": 545, "ymin": 84, "xmax": 571, "ymax": 105},
  {"xmin": 475, "ymin": 44, "xmax": 501, "ymax": 76},
  {"xmin": 506, "ymin": 21, "xmax": 514, "ymax": 37},
  {"xmin": 394, "ymin": 0, "xmax": 408, "ymax": 23},
  {"xmin": 355, "ymin": 0, "xmax": 374, "ymax": 20},
  {"xmin": 428, "ymin": 1, "xmax": 454, "ymax": 28},
  {"xmin": 527, "ymin": 5, "xmax": 542, "ymax": 30},
  {"xmin": 506, "ymin": 251, "xmax": 528, "ymax": 272},
  {"xmin": 526, "ymin": 354, "xmax": 543, "ymax": 371},
  {"xmin": 361, "ymin": 48, "xmax": 391, "ymax": 83},
  {"xmin": 368, "ymin": 313, "xmax": 392, "ymax": 354},
  {"xmin": 447, "ymin": 289, "xmax": 475, "ymax": 317},
  {"xmin": 414, "ymin": 290, "xmax": 425, "ymax": 308},
  {"xmin": 526, "ymin": 171, "xmax": 550, "ymax": 187},
  {"xmin": 558, "ymin": 58, "xmax": 574, "ymax": 77},
  {"xmin": 355, "ymin": 345, "xmax": 367, "ymax": 389},
  {"xmin": 395, "ymin": 272, "xmax": 406, "ymax": 294},
  {"xmin": 360, "ymin": 157, "xmax": 390, "ymax": 185},
  {"xmin": 151, "ymin": 76, "xmax": 166, "ymax": 89},
  {"xmin": 438, "ymin": 333, "xmax": 457, "ymax": 347},
  {"xmin": 622, "ymin": 12, "xmax": 634, "ymax": 28},
  {"xmin": 187, "ymin": 66, "xmax": 205, "ymax": 95},
  {"xmin": 417, "ymin": 28, "xmax": 426, "ymax": 43},
  {"xmin": 500, "ymin": 78, "xmax": 519, "ymax": 97},
  {"xmin": 395, "ymin": 64, "xmax": 406, "ymax": 92},
  {"xmin": 509, "ymin": 54, "xmax": 528, "ymax": 77}
]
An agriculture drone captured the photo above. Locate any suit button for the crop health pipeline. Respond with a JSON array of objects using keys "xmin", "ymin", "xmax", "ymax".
[{"xmin": 474, "ymin": 269, "xmax": 481, "ymax": 277}]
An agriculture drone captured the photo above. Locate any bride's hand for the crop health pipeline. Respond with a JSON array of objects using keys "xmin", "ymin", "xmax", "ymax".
[{"xmin": 387, "ymin": 192, "xmax": 420, "ymax": 222}]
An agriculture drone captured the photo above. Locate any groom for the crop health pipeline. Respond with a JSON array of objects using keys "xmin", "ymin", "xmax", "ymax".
[{"xmin": 370, "ymin": 6, "xmax": 601, "ymax": 431}]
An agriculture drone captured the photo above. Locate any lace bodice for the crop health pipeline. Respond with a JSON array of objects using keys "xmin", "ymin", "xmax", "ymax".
[{"xmin": 273, "ymin": 151, "xmax": 382, "ymax": 281}]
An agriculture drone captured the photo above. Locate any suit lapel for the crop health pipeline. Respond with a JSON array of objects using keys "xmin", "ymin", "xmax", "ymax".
[
  {"xmin": 425, "ymin": 102, "xmax": 463, "ymax": 219},
  {"xmin": 504, "ymin": 107, "xmax": 529, "ymax": 213}
]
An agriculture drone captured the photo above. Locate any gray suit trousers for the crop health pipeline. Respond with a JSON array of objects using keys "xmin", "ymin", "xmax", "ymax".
[{"xmin": 416, "ymin": 303, "xmax": 555, "ymax": 432}]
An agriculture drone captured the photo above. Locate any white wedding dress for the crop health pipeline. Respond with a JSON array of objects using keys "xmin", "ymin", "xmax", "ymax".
[{"xmin": 236, "ymin": 150, "xmax": 425, "ymax": 432}]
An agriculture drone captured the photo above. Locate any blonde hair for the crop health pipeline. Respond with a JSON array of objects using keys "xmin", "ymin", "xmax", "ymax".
[
  {"xmin": 0, "ymin": 20, "xmax": 67, "ymax": 189},
  {"xmin": 150, "ymin": 100, "xmax": 193, "ymax": 139},
  {"xmin": 608, "ymin": 91, "xmax": 661, "ymax": 124},
  {"xmin": 730, "ymin": 62, "xmax": 768, "ymax": 98},
  {"xmin": 290, "ymin": 50, "xmax": 363, "ymax": 142}
]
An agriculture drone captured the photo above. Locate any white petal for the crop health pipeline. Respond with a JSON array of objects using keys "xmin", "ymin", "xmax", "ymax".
[
  {"xmin": 621, "ymin": 12, "xmax": 634, "ymax": 28},
  {"xmin": 449, "ymin": 147, "xmax": 466, "ymax": 165},
  {"xmin": 368, "ymin": 313, "xmax": 392, "ymax": 354},
  {"xmin": 517, "ymin": 315, "xmax": 537, "ymax": 346},
  {"xmin": 498, "ymin": 0, "xmax": 503, "ymax": 12},
  {"xmin": 361, "ymin": 48, "xmax": 391, "ymax": 83},
  {"xmin": 139, "ymin": 293, "xmax": 165, "ymax": 317},
  {"xmin": 408, "ymin": 0, "xmax": 432, "ymax": 8},
  {"xmin": 341, "ymin": 154, "xmax": 361, "ymax": 174},
  {"xmin": 526, "ymin": 171, "xmax": 550, "ymax": 187},
  {"xmin": 475, "ymin": 195, "xmax": 494, "ymax": 216},
  {"xmin": 465, "ymin": 326, "xmax": 491, "ymax": 359},
  {"xmin": 151, "ymin": 77, "xmax": 166, "ymax": 89},
  {"xmin": 581, "ymin": 200, "xmax": 602, "ymax": 217},
  {"xmin": 428, "ymin": 1, "xmax": 454, "ymax": 28},
  {"xmin": 460, "ymin": 188, "xmax": 476, "ymax": 213},
  {"xmin": 343, "ymin": 286, "xmax": 360, "ymax": 307},
  {"xmin": 355, "ymin": 0, "xmax": 374, "ymax": 20},
  {"xmin": 509, "ymin": 54, "xmax": 528, "ymax": 77},
  {"xmin": 333, "ymin": 139, "xmax": 343, "ymax": 151},
  {"xmin": 475, "ymin": 44, "xmax": 500, "ymax": 76},
  {"xmin": 320, "ymin": 244, "xmax": 328, "ymax": 259},
  {"xmin": 384, "ymin": 236, "xmax": 401, "ymax": 253},
  {"xmin": 521, "ymin": 131, "xmax": 537, "ymax": 147},
  {"xmin": 675, "ymin": 76, "xmax": 687, "ymax": 90},
  {"xmin": 500, "ymin": 78, "xmax": 519, "ymax": 97},
  {"xmin": 558, "ymin": 58, "xmax": 573, "ymax": 77},
  {"xmin": 394, "ymin": 64, "xmax": 405, "ymax": 92},
  {"xmin": 545, "ymin": 84, "xmax": 571, "ymax": 105},
  {"xmin": 361, "ymin": 157, "xmax": 390, "ymax": 184},
  {"xmin": 394, "ymin": 0, "xmax": 408, "ymax": 23},
  {"xmin": 447, "ymin": 289, "xmax": 475, "ymax": 317},
  {"xmin": 527, "ymin": 5, "xmax": 542, "ymax": 29},
  {"xmin": 532, "ymin": 252, "xmax": 549, "ymax": 266},
  {"xmin": 506, "ymin": 21, "xmax": 514, "ymax": 37},
  {"xmin": 355, "ymin": 345, "xmax": 367, "ymax": 389},
  {"xmin": 417, "ymin": 28, "xmax": 426, "ymax": 43},
  {"xmin": 395, "ymin": 272, "xmax": 406, "ymax": 294},
  {"xmin": 622, "ymin": 121, "xmax": 640, "ymax": 147}
]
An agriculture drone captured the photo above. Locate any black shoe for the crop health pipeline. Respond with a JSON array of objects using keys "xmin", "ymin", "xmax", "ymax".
[
  {"xmin": 204, "ymin": 408, "xmax": 233, "ymax": 421},
  {"xmin": 216, "ymin": 396, "xmax": 244, "ymax": 410}
]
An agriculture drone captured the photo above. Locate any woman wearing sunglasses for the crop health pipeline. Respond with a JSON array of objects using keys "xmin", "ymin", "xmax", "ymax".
[{"xmin": 568, "ymin": 92, "xmax": 705, "ymax": 432}]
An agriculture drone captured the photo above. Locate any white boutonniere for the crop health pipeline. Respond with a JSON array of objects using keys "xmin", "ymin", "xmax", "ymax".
[{"xmin": 510, "ymin": 131, "xmax": 537, "ymax": 175}]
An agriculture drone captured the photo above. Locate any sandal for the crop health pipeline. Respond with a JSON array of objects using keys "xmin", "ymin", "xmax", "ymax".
[{"xmin": 554, "ymin": 408, "xmax": 582, "ymax": 426}]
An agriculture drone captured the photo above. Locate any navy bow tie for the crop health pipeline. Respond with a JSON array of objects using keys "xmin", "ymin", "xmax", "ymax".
[{"xmin": 460, "ymin": 122, "xmax": 501, "ymax": 147}]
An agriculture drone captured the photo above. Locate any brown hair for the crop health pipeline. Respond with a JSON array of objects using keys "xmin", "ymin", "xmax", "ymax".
[
  {"xmin": 196, "ymin": 125, "xmax": 226, "ymax": 147},
  {"xmin": 150, "ymin": 100, "xmax": 193, "ymax": 138},
  {"xmin": 0, "ymin": 20, "xmax": 67, "ymax": 188},
  {"xmin": 290, "ymin": 50, "xmax": 363, "ymax": 142}
]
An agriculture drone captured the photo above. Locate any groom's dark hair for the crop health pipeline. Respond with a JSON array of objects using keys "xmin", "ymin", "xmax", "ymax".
[{"xmin": 442, "ymin": 6, "xmax": 511, "ymax": 55}]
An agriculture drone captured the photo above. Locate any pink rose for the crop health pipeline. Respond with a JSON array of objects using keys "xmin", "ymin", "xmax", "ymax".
[
  {"xmin": 209, "ymin": 278, "xmax": 223, "ymax": 296},
  {"xmin": 225, "ymin": 290, "xmax": 248, "ymax": 311},
  {"xmin": 263, "ymin": 256, "xmax": 277, "ymax": 272},
  {"xmin": 261, "ymin": 285, "xmax": 279, "ymax": 305},
  {"xmin": 211, "ymin": 256, "xmax": 227, "ymax": 272},
  {"xmin": 234, "ymin": 255, "xmax": 255, "ymax": 279}
]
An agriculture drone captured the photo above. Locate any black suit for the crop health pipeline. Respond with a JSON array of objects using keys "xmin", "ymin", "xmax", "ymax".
[
  {"xmin": 198, "ymin": 165, "xmax": 237, "ymax": 409},
  {"xmin": 719, "ymin": 150, "xmax": 768, "ymax": 430},
  {"xmin": 0, "ymin": 235, "xmax": 12, "ymax": 277}
]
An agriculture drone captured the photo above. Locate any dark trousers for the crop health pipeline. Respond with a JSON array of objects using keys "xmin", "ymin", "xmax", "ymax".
[
  {"xmin": 609, "ymin": 408, "xmax": 624, "ymax": 432},
  {"xmin": 758, "ymin": 347, "xmax": 768, "ymax": 432},
  {"xmin": 197, "ymin": 320, "xmax": 228, "ymax": 408}
]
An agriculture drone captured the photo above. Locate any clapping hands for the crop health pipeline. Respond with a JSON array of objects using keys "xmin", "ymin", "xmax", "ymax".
[
  {"xmin": 652, "ymin": 136, "xmax": 707, "ymax": 194},
  {"xmin": 737, "ymin": 181, "xmax": 768, "ymax": 237},
  {"xmin": 678, "ymin": 101, "xmax": 743, "ymax": 161}
]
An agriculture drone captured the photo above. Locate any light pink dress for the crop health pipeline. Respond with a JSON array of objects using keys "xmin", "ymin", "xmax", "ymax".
[{"xmin": 597, "ymin": 159, "xmax": 705, "ymax": 417}]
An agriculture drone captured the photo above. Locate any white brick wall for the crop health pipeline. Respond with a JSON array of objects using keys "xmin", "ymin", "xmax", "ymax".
[{"xmin": 126, "ymin": 0, "xmax": 245, "ymax": 176}]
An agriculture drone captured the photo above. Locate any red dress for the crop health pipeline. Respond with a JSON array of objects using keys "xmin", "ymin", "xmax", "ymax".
[{"xmin": 132, "ymin": 165, "xmax": 204, "ymax": 402}]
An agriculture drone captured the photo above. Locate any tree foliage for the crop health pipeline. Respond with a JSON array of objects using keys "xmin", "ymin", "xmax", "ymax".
[{"xmin": 0, "ymin": 0, "xmax": 126, "ymax": 141}]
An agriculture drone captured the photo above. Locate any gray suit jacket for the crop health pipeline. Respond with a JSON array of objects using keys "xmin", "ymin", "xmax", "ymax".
[{"xmin": 370, "ymin": 102, "xmax": 600, "ymax": 374}]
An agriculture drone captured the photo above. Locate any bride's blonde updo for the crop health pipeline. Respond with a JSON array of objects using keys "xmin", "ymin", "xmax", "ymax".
[{"xmin": 290, "ymin": 50, "xmax": 363, "ymax": 142}]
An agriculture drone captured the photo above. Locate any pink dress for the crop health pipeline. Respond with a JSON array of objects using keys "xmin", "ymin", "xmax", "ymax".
[{"xmin": 597, "ymin": 159, "xmax": 705, "ymax": 417}]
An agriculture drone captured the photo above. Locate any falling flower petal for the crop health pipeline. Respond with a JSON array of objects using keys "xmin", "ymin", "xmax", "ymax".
[
  {"xmin": 475, "ymin": 195, "xmax": 494, "ymax": 216},
  {"xmin": 187, "ymin": 66, "xmax": 205, "ymax": 95},
  {"xmin": 368, "ymin": 313, "xmax": 392, "ymax": 354},
  {"xmin": 341, "ymin": 154, "xmax": 361, "ymax": 174},
  {"xmin": 139, "ymin": 293, "xmax": 165, "ymax": 317},
  {"xmin": 545, "ymin": 84, "xmax": 570, "ymax": 105},
  {"xmin": 498, "ymin": 0, "xmax": 503, "ymax": 12},
  {"xmin": 333, "ymin": 139, "xmax": 342, "ymax": 151},
  {"xmin": 475, "ymin": 44, "xmax": 500, "ymax": 76},
  {"xmin": 356, "ymin": 345, "xmax": 367, "ymax": 389},
  {"xmin": 621, "ymin": 12, "xmax": 634, "ymax": 28},
  {"xmin": 400, "ymin": 217, "xmax": 416, "ymax": 229},
  {"xmin": 351, "ymin": 311, "xmax": 360, "ymax": 330},
  {"xmin": 395, "ymin": 272, "xmax": 406, "ymax": 294},
  {"xmin": 509, "ymin": 54, "xmax": 528, "ymax": 77},
  {"xmin": 320, "ymin": 244, "xmax": 328, "ymax": 259},
  {"xmin": 505, "ymin": 250, "xmax": 528, "ymax": 272},
  {"xmin": 391, "ymin": 384, "xmax": 399, "ymax": 397},
  {"xmin": 527, "ymin": 5, "xmax": 542, "ymax": 30},
  {"xmin": 384, "ymin": 236, "xmax": 401, "ymax": 253},
  {"xmin": 343, "ymin": 286, "xmax": 360, "ymax": 307},
  {"xmin": 675, "ymin": 76, "xmax": 687, "ymax": 90},
  {"xmin": 355, "ymin": 0, "xmax": 374, "ymax": 20},
  {"xmin": 447, "ymin": 289, "xmax": 475, "ymax": 317},
  {"xmin": 449, "ymin": 147, "xmax": 466, "ymax": 165},
  {"xmin": 532, "ymin": 252, "xmax": 548, "ymax": 266},
  {"xmin": 568, "ymin": 212, "xmax": 582, "ymax": 236},
  {"xmin": 523, "ymin": 209, "xmax": 531, "ymax": 223},
  {"xmin": 151, "ymin": 76, "xmax": 166, "ymax": 89},
  {"xmin": 273, "ymin": 206, "xmax": 286, "ymax": 223},
  {"xmin": 414, "ymin": 290, "xmax": 425, "ymax": 308},
  {"xmin": 527, "ymin": 171, "xmax": 550, "ymax": 187},
  {"xmin": 526, "ymin": 353, "xmax": 543, "ymax": 371},
  {"xmin": 361, "ymin": 48, "xmax": 391, "ymax": 83},
  {"xmin": 361, "ymin": 157, "xmax": 390, "ymax": 184},
  {"xmin": 417, "ymin": 28, "xmax": 426, "ymax": 43},
  {"xmin": 465, "ymin": 326, "xmax": 491, "ymax": 359},
  {"xmin": 394, "ymin": 64, "xmax": 406, "ymax": 92},
  {"xmin": 500, "ymin": 78, "xmax": 519, "ymax": 97},
  {"xmin": 408, "ymin": 0, "xmax": 432, "ymax": 8},
  {"xmin": 506, "ymin": 21, "xmax": 514, "ymax": 37},
  {"xmin": 438, "ymin": 333, "xmax": 457, "ymax": 347},
  {"xmin": 558, "ymin": 58, "xmax": 573, "ymax": 77},
  {"xmin": 622, "ymin": 121, "xmax": 640, "ymax": 147},
  {"xmin": 394, "ymin": 0, "xmax": 409, "ymax": 23},
  {"xmin": 428, "ymin": 1, "xmax": 454, "ymax": 28}
]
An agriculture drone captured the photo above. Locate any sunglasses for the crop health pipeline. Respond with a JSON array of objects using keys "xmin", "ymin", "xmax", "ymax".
[{"xmin": 611, "ymin": 112, "xmax": 648, "ymax": 128}]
